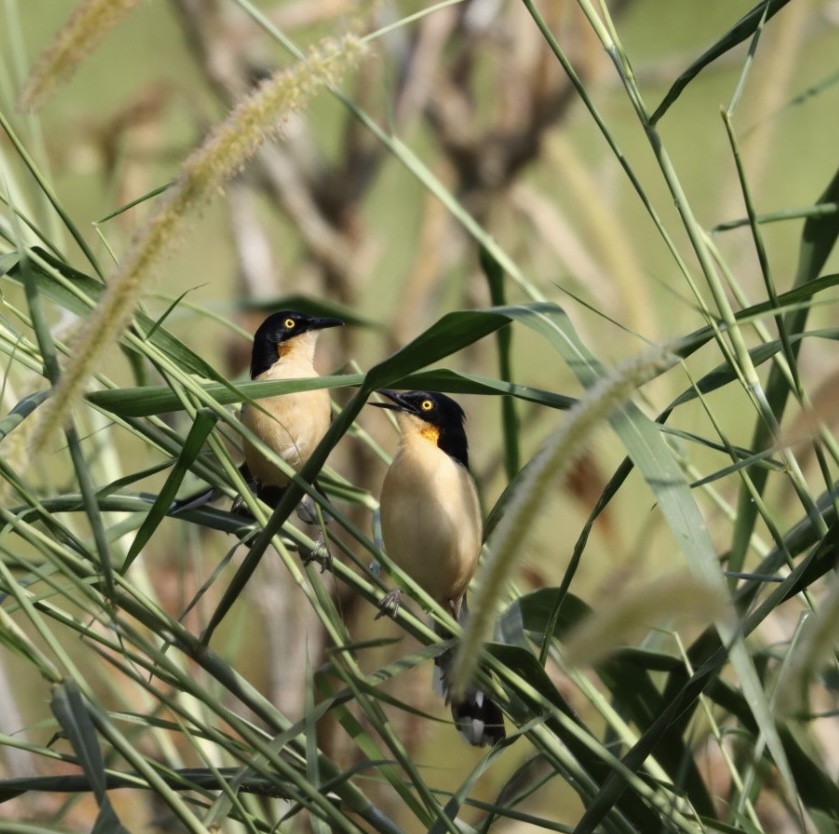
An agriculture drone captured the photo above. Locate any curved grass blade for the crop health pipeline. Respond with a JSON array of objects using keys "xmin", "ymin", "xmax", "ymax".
[
  {"xmin": 428, "ymin": 742, "xmax": 507, "ymax": 834},
  {"xmin": 0, "ymin": 111, "xmax": 103, "ymax": 277},
  {"xmin": 0, "ymin": 390, "xmax": 50, "ymax": 441},
  {"xmin": 122, "ymin": 409, "xmax": 217, "ymax": 571},
  {"xmin": 51, "ymin": 681, "xmax": 130, "ymax": 834},
  {"xmin": 481, "ymin": 246, "xmax": 520, "ymax": 478},
  {"xmin": 363, "ymin": 307, "xmax": 518, "ymax": 390},
  {"xmin": 87, "ymin": 368, "xmax": 576, "ymax": 419},
  {"xmin": 454, "ymin": 343, "xmax": 675, "ymax": 695},
  {"xmin": 729, "ymin": 164, "xmax": 839, "ymax": 575},
  {"xmin": 488, "ymin": 643, "xmax": 662, "ymax": 832},
  {"xmin": 87, "ymin": 374, "xmax": 364, "ymax": 417},
  {"xmin": 5, "ymin": 247, "xmax": 222, "ymax": 381},
  {"xmin": 473, "ymin": 303, "xmax": 798, "ymax": 825},
  {"xmin": 713, "ymin": 202, "xmax": 839, "ymax": 233},
  {"xmin": 95, "ymin": 180, "xmax": 173, "ymax": 224},
  {"xmin": 672, "ymin": 271, "xmax": 839, "ymax": 362},
  {"xmin": 650, "ymin": 0, "xmax": 794, "ymax": 125}
]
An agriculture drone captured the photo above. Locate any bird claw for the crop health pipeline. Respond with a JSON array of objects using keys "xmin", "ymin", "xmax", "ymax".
[
  {"xmin": 302, "ymin": 540, "xmax": 332, "ymax": 573},
  {"xmin": 230, "ymin": 495, "xmax": 255, "ymax": 520},
  {"xmin": 375, "ymin": 589, "xmax": 402, "ymax": 619}
]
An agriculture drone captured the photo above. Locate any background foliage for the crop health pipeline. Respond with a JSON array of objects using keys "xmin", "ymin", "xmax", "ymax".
[{"xmin": 2, "ymin": 0, "xmax": 839, "ymax": 832}]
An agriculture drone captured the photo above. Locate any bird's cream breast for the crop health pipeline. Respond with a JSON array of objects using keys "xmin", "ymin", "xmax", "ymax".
[
  {"xmin": 380, "ymin": 437, "xmax": 482, "ymax": 606},
  {"xmin": 240, "ymin": 351, "xmax": 331, "ymax": 487}
]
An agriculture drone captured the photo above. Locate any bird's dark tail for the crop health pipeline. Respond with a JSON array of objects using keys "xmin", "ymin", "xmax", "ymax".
[
  {"xmin": 169, "ymin": 464, "xmax": 255, "ymax": 515},
  {"xmin": 433, "ymin": 598, "xmax": 506, "ymax": 747},
  {"xmin": 169, "ymin": 485, "xmax": 221, "ymax": 515}
]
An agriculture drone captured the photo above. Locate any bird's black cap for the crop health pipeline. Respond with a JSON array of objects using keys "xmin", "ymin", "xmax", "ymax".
[
  {"xmin": 250, "ymin": 310, "xmax": 343, "ymax": 378},
  {"xmin": 373, "ymin": 389, "xmax": 469, "ymax": 467}
]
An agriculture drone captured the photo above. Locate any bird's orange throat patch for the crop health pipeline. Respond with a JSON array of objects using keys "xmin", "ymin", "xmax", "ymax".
[
  {"xmin": 420, "ymin": 424, "xmax": 441, "ymax": 445},
  {"xmin": 277, "ymin": 341, "xmax": 292, "ymax": 359},
  {"xmin": 397, "ymin": 412, "xmax": 442, "ymax": 448}
]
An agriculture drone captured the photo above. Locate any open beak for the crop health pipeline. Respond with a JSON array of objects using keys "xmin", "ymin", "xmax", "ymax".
[{"xmin": 370, "ymin": 389, "xmax": 409, "ymax": 413}]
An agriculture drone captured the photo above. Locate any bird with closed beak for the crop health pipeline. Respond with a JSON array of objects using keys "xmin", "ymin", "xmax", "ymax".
[
  {"xmin": 373, "ymin": 389, "xmax": 505, "ymax": 746},
  {"xmin": 240, "ymin": 310, "xmax": 344, "ymax": 505}
]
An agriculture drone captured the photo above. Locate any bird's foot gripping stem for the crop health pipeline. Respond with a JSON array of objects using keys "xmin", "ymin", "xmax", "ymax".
[
  {"xmin": 375, "ymin": 589, "xmax": 402, "ymax": 619},
  {"xmin": 300, "ymin": 538, "xmax": 332, "ymax": 573},
  {"xmin": 296, "ymin": 494, "xmax": 333, "ymax": 572}
]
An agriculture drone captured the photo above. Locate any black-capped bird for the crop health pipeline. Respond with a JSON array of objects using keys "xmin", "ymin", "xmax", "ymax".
[
  {"xmin": 373, "ymin": 389, "xmax": 505, "ymax": 746},
  {"xmin": 171, "ymin": 310, "xmax": 343, "ymax": 515},
  {"xmin": 241, "ymin": 310, "xmax": 344, "ymax": 504}
]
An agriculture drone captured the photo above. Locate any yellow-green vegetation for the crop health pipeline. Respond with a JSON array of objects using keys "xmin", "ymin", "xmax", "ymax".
[{"xmin": 1, "ymin": 1, "xmax": 839, "ymax": 832}]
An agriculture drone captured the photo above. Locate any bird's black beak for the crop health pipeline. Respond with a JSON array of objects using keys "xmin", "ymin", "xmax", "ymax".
[
  {"xmin": 306, "ymin": 316, "xmax": 344, "ymax": 332},
  {"xmin": 370, "ymin": 389, "xmax": 407, "ymax": 412}
]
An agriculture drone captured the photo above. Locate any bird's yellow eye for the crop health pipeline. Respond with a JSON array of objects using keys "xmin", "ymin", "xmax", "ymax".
[
  {"xmin": 421, "ymin": 399, "xmax": 433, "ymax": 411},
  {"xmin": 284, "ymin": 318, "xmax": 296, "ymax": 329}
]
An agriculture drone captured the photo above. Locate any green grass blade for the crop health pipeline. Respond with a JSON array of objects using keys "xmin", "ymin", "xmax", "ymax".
[
  {"xmin": 0, "ymin": 111, "xmax": 103, "ymax": 277},
  {"xmin": 713, "ymin": 202, "xmax": 839, "ymax": 233},
  {"xmin": 4, "ymin": 248, "xmax": 224, "ymax": 380},
  {"xmin": 88, "ymin": 373, "xmax": 365, "ymax": 417},
  {"xmin": 0, "ymin": 389, "xmax": 49, "ymax": 440},
  {"xmin": 488, "ymin": 644, "xmax": 663, "ymax": 831},
  {"xmin": 87, "ymin": 368, "xmax": 578, "ymax": 419},
  {"xmin": 50, "ymin": 681, "xmax": 130, "ymax": 834},
  {"xmin": 650, "ymin": 0, "xmax": 794, "ymax": 125},
  {"xmin": 123, "ymin": 408, "xmax": 217, "ymax": 571},
  {"xmin": 428, "ymin": 746, "xmax": 503, "ymax": 834},
  {"xmin": 64, "ymin": 424, "xmax": 116, "ymax": 602},
  {"xmin": 94, "ymin": 180, "xmax": 173, "ymax": 224},
  {"xmin": 487, "ymin": 303, "xmax": 799, "ymax": 821},
  {"xmin": 729, "ymin": 164, "xmax": 839, "ymax": 572},
  {"xmin": 480, "ymin": 246, "xmax": 520, "ymax": 478}
]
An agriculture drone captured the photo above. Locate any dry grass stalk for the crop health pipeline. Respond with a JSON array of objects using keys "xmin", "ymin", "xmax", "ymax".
[
  {"xmin": 18, "ymin": 0, "xmax": 144, "ymax": 112},
  {"xmin": 450, "ymin": 347, "xmax": 676, "ymax": 696},
  {"xmin": 30, "ymin": 34, "xmax": 365, "ymax": 451}
]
